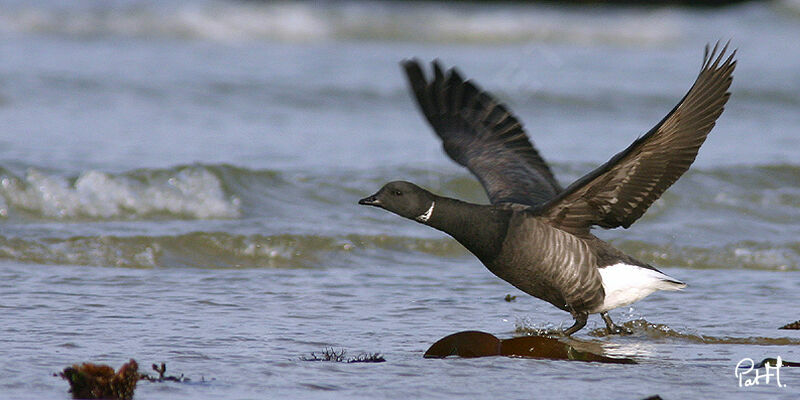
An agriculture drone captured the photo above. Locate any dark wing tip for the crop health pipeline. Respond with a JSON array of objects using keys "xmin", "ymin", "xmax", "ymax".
[
  {"xmin": 400, "ymin": 57, "xmax": 421, "ymax": 69},
  {"xmin": 703, "ymin": 40, "xmax": 737, "ymax": 71},
  {"xmin": 448, "ymin": 67, "xmax": 464, "ymax": 84},
  {"xmin": 401, "ymin": 58, "xmax": 426, "ymax": 87}
]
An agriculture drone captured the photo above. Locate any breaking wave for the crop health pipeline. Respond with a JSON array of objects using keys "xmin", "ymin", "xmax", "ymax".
[
  {"xmin": 0, "ymin": 165, "xmax": 240, "ymax": 220},
  {"xmin": 0, "ymin": 0, "xmax": 682, "ymax": 44},
  {"xmin": 0, "ymin": 162, "xmax": 796, "ymax": 270}
]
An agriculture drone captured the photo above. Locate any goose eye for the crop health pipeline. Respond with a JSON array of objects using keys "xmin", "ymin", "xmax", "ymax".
[{"xmin": 391, "ymin": 190, "xmax": 402, "ymax": 196}]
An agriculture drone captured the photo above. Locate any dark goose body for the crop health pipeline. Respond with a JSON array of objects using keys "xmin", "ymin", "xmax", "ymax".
[{"xmin": 359, "ymin": 43, "xmax": 736, "ymax": 335}]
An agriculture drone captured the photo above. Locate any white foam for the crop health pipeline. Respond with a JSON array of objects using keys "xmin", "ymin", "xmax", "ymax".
[
  {"xmin": 0, "ymin": 1, "xmax": 679, "ymax": 45},
  {"xmin": 0, "ymin": 2, "xmax": 332, "ymax": 42},
  {"xmin": 734, "ymin": 247, "xmax": 792, "ymax": 271},
  {"xmin": 0, "ymin": 167, "xmax": 240, "ymax": 220}
]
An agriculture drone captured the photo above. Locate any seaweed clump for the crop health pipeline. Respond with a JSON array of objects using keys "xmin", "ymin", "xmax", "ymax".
[
  {"xmin": 59, "ymin": 359, "xmax": 139, "ymax": 400},
  {"xmin": 779, "ymin": 320, "xmax": 800, "ymax": 330},
  {"xmin": 302, "ymin": 348, "xmax": 386, "ymax": 363},
  {"xmin": 58, "ymin": 360, "xmax": 194, "ymax": 399},
  {"xmin": 140, "ymin": 362, "xmax": 190, "ymax": 382}
]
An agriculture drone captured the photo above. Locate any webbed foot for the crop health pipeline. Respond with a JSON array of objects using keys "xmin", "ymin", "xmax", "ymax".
[{"xmin": 601, "ymin": 312, "xmax": 633, "ymax": 335}]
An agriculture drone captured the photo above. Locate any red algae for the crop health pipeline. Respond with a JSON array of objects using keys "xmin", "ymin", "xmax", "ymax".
[
  {"xmin": 423, "ymin": 331, "xmax": 502, "ymax": 358},
  {"xmin": 424, "ymin": 331, "xmax": 634, "ymax": 364}
]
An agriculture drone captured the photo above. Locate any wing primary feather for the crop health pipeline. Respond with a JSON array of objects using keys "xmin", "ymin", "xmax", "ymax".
[
  {"xmin": 536, "ymin": 43, "xmax": 736, "ymax": 236},
  {"xmin": 401, "ymin": 59, "xmax": 563, "ymax": 206}
]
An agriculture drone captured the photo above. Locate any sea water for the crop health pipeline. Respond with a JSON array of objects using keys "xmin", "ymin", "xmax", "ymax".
[{"xmin": 0, "ymin": 1, "xmax": 799, "ymax": 399}]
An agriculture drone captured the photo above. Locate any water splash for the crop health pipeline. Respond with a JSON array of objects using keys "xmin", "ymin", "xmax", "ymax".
[
  {"xmin": 514, "ymin": 317, "xmax": 800, "ymax": 347},
  {"xmin": 589, "ymin": 319, "xmax": 800, "ymax": 346}
]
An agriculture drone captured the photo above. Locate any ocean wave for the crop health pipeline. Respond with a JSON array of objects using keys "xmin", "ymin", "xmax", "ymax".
[
  {"xmin": 776, "ymin": 0, "xmax": 800, "ymax": 17},
  {"xmin": 0, "ymin": 232, "xmax": 466, "ymax": 269},
  {"xmin": 0, "ymin": 230, "xmax": 795, "ymax": 270},
  {"xmin": 0, "ymin": 161, "xmax": 797, "ymax": 222},
  {"xmin": 0, "ymin": 0, "xmax": 681, "ymax": 44},
  {"xmin": 0, "ymin": 162, "xmax": 489, "ymax": 222},
  {"xmin": 0, "ymin": 165, "xmax": 240, "ymax": 220},
  {"xmin": 0, "ymin": 162, "xmax": 796, "ymax": 270},
  {"xmin": 616, "ymin": 240, "xmax": 800, "ymax": 271}
]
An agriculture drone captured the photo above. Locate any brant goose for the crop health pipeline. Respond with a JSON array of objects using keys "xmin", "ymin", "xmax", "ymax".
[{"xmin": 359, "ymin": 43, "xmax": 735, "ymax": 335}]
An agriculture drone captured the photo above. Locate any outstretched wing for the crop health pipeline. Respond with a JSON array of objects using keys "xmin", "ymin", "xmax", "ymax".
[
  {"xmin": 402, "ymin": 59, "xmax": 561, "ymax": 206},
  {"xmin": 537, "ymin": 42, "xmax": 736, "ymax": 237}
]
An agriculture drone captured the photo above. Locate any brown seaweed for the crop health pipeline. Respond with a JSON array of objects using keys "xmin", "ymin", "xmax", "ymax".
[
  {"xmin": 58, "ymin": 359, "xmax": 139, "ymax": 400},
  {"xmin": 58, "ymin": 359, "xmax": 196, "ymax": 399},
  {"xmin": 139, "ymin": 362, "xmax": 190, "ymax": 382},
  {"xmin": 779, "ymin": 320, "xmax": 800, "ymax": 330},
  {"xmin": 424, "ymin": 330, "xmax": 635, "ymax": 364},
  {"xmin": 302, "ymin": 348, "xmax": 386, "ymax": 363}
]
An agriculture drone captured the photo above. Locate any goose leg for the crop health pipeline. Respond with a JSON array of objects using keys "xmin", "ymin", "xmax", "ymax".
[
  {"xmin": 601, "ymin": 312, "xmax": 632, "ymax": 335},
  {"xmin": 563, "ymin": 312, "xmax": 587, "ymax": 336}
]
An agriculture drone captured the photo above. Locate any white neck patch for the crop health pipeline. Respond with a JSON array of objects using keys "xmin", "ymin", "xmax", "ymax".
[{"xmin": 415, "ymin": 201, "xmax": 435, "ymax": 223}]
